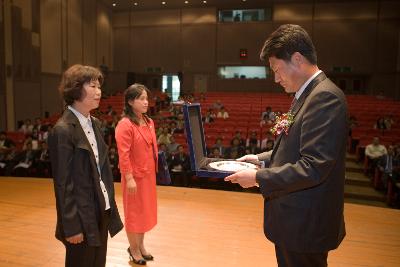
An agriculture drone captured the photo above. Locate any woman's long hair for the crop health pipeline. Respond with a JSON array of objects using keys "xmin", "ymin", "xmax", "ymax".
[{"xmin": 123, "ymin": 83, "xmax": 151, "ymax": 125}]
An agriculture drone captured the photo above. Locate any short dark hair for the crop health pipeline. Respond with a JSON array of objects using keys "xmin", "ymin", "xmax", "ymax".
[
  {"xmin": 58, "ymin": 64, "xmax": 104, "ymax": 106},
  {"xmin": 123, "ymin": 83, "xmax": 151, "ymax": 125},
  {"xmin": 260, "ymin": 24, "xmax": 317, "ymax": 65}
]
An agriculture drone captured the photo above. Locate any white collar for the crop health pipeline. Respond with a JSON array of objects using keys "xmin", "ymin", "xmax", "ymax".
[
  {"xmin": 68, "ymin": 106, "xmax": 91, "ymax": 126},
  {"xmin": 295, "ymin": 70, "xmax": 322, "ymax": 100}
]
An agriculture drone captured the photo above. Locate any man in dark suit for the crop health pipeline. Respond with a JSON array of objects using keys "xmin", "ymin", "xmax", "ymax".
[
  {"xmin": 48, "ymin": 64, "xmax": 123, "ymax": 267},
  {"xmin": 225, "ymin": 24, "xmax": 347, "ymax": 266}
]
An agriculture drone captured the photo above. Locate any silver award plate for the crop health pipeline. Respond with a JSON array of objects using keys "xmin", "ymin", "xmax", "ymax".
[{"xmin": 208, "ymin": 161, "xmax": 257, "ymax": 172}]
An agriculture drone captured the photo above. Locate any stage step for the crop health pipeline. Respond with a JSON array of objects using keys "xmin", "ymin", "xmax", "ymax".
[
  {"xmin": 345, "ymin": 161, "xmax": 364, "ymax": 173},
  {"xmin": 345, "ymin": 172, "xmax": 370, "ymax": 186},
  {"xmin": 344, "ymin": 184, "xmax": 386, "ymax": 203},
  {"xmin": 345, "ymin": 153, "xmax": 358, "ymax": 162},
  {"xmin": 344, "ymin": 197, "xmax": 388, "ymax": 208}
]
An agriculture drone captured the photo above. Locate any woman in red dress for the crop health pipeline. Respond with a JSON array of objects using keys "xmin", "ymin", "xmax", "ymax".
[{"xmin": 115, "ymin": 84, "xmax": 158, "ymax": 265}]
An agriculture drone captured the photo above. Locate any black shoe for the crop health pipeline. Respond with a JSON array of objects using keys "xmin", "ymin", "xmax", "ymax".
[
  {"xmin": 142, "ymin": 253, "xmax": 154, "ymax": 261},
  {"xmin": 127, "ymin": 247, "xmax": 146, "ymax": 265}
]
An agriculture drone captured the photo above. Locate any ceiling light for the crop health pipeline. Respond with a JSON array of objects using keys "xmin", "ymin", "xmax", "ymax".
[
  {"xmin": 242, "ymin": 0, "xmax": 247, "ymax": 2},
  {"xmin": 184, "ymin": 0, "xmax": 189, "ymax": 3},
  {"xmin": 203, "ymin": 0, "xmax": 207, "ymax": 3},
  {"xmin": 134, "ymin": 2, "xmax": 138, "ymax": 5},
  {"xmin": 162, "ymin": 1, "xmax": 166, "ymax": 4},
  {"xmin": 112, "ymin": 3, "xmax": 116, "ymax": 7}
]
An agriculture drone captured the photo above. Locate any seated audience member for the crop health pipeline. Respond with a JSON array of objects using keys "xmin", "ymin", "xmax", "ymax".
[
  {"xmin": 225, "ymin": 138, "xmax": 245, "ymax": 159},
  {"xmin": 210, "ymin": 147, "xmax": 224, "ymax": 159},
  {"xmin": 1, "ymin": 143, "xmax": 19, "ymax": 175},
  {"xmin": 23, "ymin": 135, "xmax": 39, "ymax": 151},
  {"xmin": 246, "ymin": 131, "xmax": 260, "ymax": 148},
  {"xmin": 157, "ymin": 127, "xmax": 172, "ymax": 145},
  {"xmin": 159, "ymin": 143, "xmax": 170, "ymax": 159},
  {"xmin": 260, "ymin": 106, "xmax": 275, "ymax": 122},
  {"xmin": 169, "ymin": 145, "xmax": 191, "ymax": 187},
  {"xmin": 106, "ymin": 105, "xmax": 116, "ymax": 116},
  {"xmin": 203, "ymin": 110, "xmax": 215, "ymax": 124},
  {"xmin": 0, "ymin": 132, "xmax": 15, "ymax": 173},
  {"xmin": 13, "ymin": 142, "xmax": 36, "ymax": 177},
  {"xmin": 348, "ymin": 115, "xmax": 358, "ymax": 136},
  {"xmin": 211, "ymin": 100, "xmax": 223, "ymax": 111},
  {"xmin": 378, "ymin": 145, "xmax": 398, "ymax": 189},
  {"xmin": 375, "ymin": 117, "xmax": 387, "ymax": 130},
  {"xmin": 0, "ymin": 131, "xmax": 15, "ymax": 152},
  {"xmin": 41, "ymin": 124, "xmax": 52, "ymax": 142},
  {"xmin": 108, "ymin": 145, "xmax": 120, "ymax": 182},
  {"xmin": 19, "ymin": 119, "xmax": 34, "ymax": 134},
  {"xmin": 156, "ymin": 126, "xmax": 165, "ymax": 138},
  {"xmin": 170, "ymin": 121, "xmax": 179, "ymax": 135},
  {"xmin": 384, "ymin": 115, "xmax": 394, "ymax": 130},
  {"xmin": 210, "ymin": 137, "xmax": 227, "ymax": 158},
  {"xmin": 175, "ymin": 114, "xmax": 185, "ymax": 133},
  {"xmin": 260, "ymin": 131, "xmax": 274, "ymax": 151},
  {"xmin": 33, "ymin": 117, "xmax": 43, "ymax": 132},
  {"xmin": 365, "ymin": 137, "xmax": 387, "ymax": 174},
  {"xmin": 230, "ymin": 131, "xmax": 245, "ymax": 147},
  {"xmin": 167, "ymin": 136, "xmax": 180, "ymax": 155},
  {"xmin": 246, "ymin": 142, "xmax": 261, "ymax": 155},
  {"xmin": 198, "ymin": 92, "xmax": 206, "ymax": 102},
  {"xmin": 217, "ymin": 106, "xmax": 229, "ymax": 119},
  {"xmin": 264, "ymin": 140, "xmax": 274, "ymax": 152},
  {"xmin": 35, "ymin": 141, "xmax": 50, "ymax": 177}
]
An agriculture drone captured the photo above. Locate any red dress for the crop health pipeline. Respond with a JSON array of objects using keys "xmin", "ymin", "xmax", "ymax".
[{"xmin": 115, "ymin": 117, "xmax": 158, "ymax": 233}]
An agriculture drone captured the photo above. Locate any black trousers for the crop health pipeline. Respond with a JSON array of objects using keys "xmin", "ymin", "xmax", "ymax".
[
  {"xmin": 64, "ymin": 210, "xmax": 110, "ymax": 267},
  {"xmin": 275, "ymin": 245, "xmax": 328, "ymax": 267}
]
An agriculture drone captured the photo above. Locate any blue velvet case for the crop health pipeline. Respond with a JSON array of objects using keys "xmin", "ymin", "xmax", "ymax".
[{"xmin": 183, "ymin": 103, "xmax": 233, "ymax": 178}]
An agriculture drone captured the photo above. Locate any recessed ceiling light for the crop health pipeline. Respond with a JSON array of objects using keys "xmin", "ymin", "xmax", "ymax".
[
  {"xmin": 112, "ymin": 3, "xmax": 116, "ymax": 7},
  {"xmin": 184, "ymin": 0, "xmax": 189, "ymax": 4},
  {"xmin": 162, "ymin": 1, "xmax": 166, "ymax": 4},
  {"xmin": 242, "ymin": 0, "xmax": 247, "ymax": 2},
  {"xmin": 134, "ymin": 2, "xmax": 138, "ymax": 5},
  {"xmin": 203, "ymin": 0, "xmax": 207, "ymax": 3}
]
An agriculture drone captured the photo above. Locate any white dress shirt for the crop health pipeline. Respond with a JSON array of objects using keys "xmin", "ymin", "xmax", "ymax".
[
  {"xmin": 68, "ymin": 106, "xmax": 111, "ymax": 210},
  {"xmin": 295, "ymin": 70, "xmax": 322, "ymax": 100}
]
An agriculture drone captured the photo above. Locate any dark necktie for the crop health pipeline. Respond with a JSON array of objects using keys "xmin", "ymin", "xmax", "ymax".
[{"xmin": 289, "ymin": 97, "xmax": 298, "ymax": 112}]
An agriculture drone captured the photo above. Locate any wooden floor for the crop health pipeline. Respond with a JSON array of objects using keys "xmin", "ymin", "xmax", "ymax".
[{"xmin": 0, "ymin": 177, "xmax": 399, "ymax": 267}]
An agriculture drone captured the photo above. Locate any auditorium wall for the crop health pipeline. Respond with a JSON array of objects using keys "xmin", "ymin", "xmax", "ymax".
[
  {"xmin": 1, "ymin": 0, "xmax": 400, "ymax": 131},
  {"xmin": 0, "ymin": 1, "xmax": 5, "ymax": 130},
  {"xmin": 0, "ymin": 0, "xmax": 113, "ymax": 130},
  {"xmin": 110, "ymin": 1, "xmax": 400, "ymax": 97}
]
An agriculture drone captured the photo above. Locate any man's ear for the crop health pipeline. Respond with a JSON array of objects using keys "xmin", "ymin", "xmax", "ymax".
[{"xmin": 291, "ymin": 52, "xmax": 303, "ymax": 67}]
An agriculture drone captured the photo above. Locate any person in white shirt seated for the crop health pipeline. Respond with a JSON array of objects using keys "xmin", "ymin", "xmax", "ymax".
[
  {"xmin": 217, "ymin": 106, "xmax": 229, "ymax": 120},
  {"xmin": 365, "ymin": 137, "xmax": 387, "ymax": 175}
]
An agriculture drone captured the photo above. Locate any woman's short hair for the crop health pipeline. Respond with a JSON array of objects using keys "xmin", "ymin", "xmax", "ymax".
[{"xmin": 58, "ymin": 64, "xmax": 103, "ymax": 106}]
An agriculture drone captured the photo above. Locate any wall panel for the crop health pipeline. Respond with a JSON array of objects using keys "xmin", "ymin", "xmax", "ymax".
[
  {"xmin": 97, "ymin": 3, "xmax": 112, "ymax": 67},
  {"xmin": 40, "ymin": 0, "xmax": 62, "ymax": 74},
  {"xmin": 273, "ymin": 3, "xmax": 312, "ymax": 21},
  {"xmin": 182, "ymin": 24, "xmax": 216, "ymax": 72},
  {"xmin": 67, "ymin": 0, "xmax": 83, "ymax": 65},
  {"xmin": 130, "ymin": 26, "xmax": 181, "ymax": 73},
  {"xmin": 82, "ymin": 0, "xmax": 97, "ymax": 66},
  {"xmin": 314, "ymin": 21, "xmax": 376, "ymax": 73},
  {"xmin": 182, "ymin": 8, "xmax": 216, "ymax": 24}
]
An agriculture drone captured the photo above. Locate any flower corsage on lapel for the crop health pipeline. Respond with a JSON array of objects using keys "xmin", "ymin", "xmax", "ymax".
[{"xmin": 271, "ymin": 112, "xmax": 294, "ymax": 136}]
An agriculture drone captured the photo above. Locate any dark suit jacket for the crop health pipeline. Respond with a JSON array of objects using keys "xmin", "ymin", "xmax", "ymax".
[
  {"xmin": 48, "ymin": 109, "xmax": 123, "ymax": 246},
  {"xmin": 255, "ymin": 72, "xmax": 347, "ymax": 253}
]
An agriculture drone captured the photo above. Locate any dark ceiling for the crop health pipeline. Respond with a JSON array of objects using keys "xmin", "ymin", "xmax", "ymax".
[{"xmin": 101, "ymin": 0, "xmax": 378, "ymax": 12}]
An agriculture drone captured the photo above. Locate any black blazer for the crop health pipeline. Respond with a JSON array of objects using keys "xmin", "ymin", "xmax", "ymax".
[
  {"xmin": 256, "ymin": 72, "xmax": 347, "ymax": 253},
  {"xmin": 48, "ymin": 109, "xmax": 123, "ymax": 246}
]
